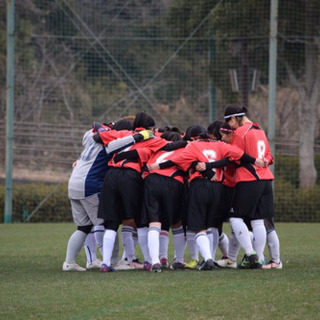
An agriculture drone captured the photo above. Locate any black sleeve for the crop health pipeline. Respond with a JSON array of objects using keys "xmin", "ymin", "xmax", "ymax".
[
  {"xmin": 201, "ymin": 169, "xmax": 216, "ymax": 180},
  {"xmin": 113, "ymin": 150, "xmax": 139, "ymax": 163},
  {"xmin": 161, "ymin": 140, "xmax": 188, "ymax": 151},
  {"xmin": 205, "ymin": 157, "xmax": 232, "ymax": 169},
  {"xmin": 240, "ymin": 153, "xmax": 256, "ymax": 165},
  {"xmin": 93, "ymin": 133, "xmax": 103, "ymax": 144},
  {"xmin": 159, "ymin": 160, "xmax": 176, "ymax": 169}
]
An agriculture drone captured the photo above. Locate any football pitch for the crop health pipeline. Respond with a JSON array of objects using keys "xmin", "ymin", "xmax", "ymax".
[{"xmin": 0, "ymin": 223, "xmax": 319, "ymax": 320}]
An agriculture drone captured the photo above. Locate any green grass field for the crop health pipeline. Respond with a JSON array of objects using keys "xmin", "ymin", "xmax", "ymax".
[{"xmin": 0, "ymin": 223, "xmax": 319, "ymax": 320}]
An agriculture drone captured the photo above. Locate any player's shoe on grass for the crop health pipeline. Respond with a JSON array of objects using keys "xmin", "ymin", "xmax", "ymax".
[
  {"xmin": 239, "ymin": 251, "xmax": 262, "ymax": 269},
  {"xmin": 160, "ymin": 258, "xmax": 169, "ymax": 269},
  {"xmin": 86, "ymin": 259, "xmax": 102, "ymax": 269},
  {"xmin": 62, "ymin": 262, "xmax": 86, "ymax": 272},
  {"xmin": 197, "ymin": 259, "xmax": 216, "ymax": 271},
  {"xmin": 143, "ymin": 261, "xmax": 152, "ymax": 271},
  {"xmin": 262, "ymin": 260, "xmax": 283, "ymax": 269},
  {"xmin": 151, "ymin": 263, "xmax": 162, "ymax": 273},
  {"xmin": 113, "ymin": 259, "xmax": 135, "ymax": 271},
  {"xmin": 129, "ymin": 259, "xmax": 144, "ymax": 269},
  {"xmin": 171, "ymin": 261, "xmax": 186, "ymax": 270},
  {"xmin": 215, "ymin": 258, "xmax": 237, "ymax": 269},
  {"xmin": 184, "ymin": 259, "xmax": 199, "ymax": 269},
  {"xmin": 100, "ymin": 263, "xmax": 117, "ymax": 272}
]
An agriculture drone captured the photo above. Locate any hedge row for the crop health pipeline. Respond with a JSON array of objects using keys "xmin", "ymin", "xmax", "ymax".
[{"xmin": 0, "ymin": 183, "xmax": 73, "ymax": 223}]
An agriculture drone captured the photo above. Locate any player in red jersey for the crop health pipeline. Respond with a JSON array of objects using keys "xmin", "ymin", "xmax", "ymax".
[
  {"xmin": 149, "ymin": 125, "xmax": 263, "ymax": 270},
  {"xmin": 142, "ymin": 130, "xmax": 187, "ymax": 272},
  {"xmin": 223, "ymin": 104, "xmax": 277, "ymax": 269},
  {"xmin": 198, "ymin": 122, "xmax": 282, "ymax": 269}
]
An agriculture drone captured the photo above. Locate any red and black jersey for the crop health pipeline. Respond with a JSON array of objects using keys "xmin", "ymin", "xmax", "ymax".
[
  {"xmin": 109, "ymin": 136, "xmax": 167, "ymax": 173},
  {"xmin": 232, "ymin": 122, "xmax": 274, "ymax": 183},
  {"xmin": 170, "ymin": 139, "xmax": 244, "ymax": 183},
  {"xmin": 145, "ymin": 147, "xmax": 186, "ymax": 184},
  {"xmin": 98, "ymin": 128, "xmax": 132, "ymax": 145},
  {"xmin": 222, "ymin": 163, "xmax": 236, "ymax": 188}
]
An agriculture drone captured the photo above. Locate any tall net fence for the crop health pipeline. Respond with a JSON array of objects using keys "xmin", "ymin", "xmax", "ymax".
[{"xmin": 0, "ymin": 0, "xmax": 319, "ymax": 222}]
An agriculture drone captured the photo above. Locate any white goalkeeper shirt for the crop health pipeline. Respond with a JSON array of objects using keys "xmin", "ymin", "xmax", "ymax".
[{"xmin": 68, "ymin": 130, "xmax": 134, "ymax": 199}]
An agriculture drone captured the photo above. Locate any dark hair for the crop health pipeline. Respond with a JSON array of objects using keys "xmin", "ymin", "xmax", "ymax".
[
  {"xmin": 160, "ymin": 131, "xmax": 182, "ymax": 142},
  {"xmin": 133, "ymin": 111, "xmax": 155, "ymax": 130},
  {"xmin": 207, "ymin": 120, "xmax": 223, "ymax": 140},
  {"xmin": 220, "ymin": 122, "xmax": 234, "ymax": 133},
  {"xmin": 183, "ymin": 125, "xmax": 196, "ymax": 141},
  {"xmin": 113, "ymin": 118, "xmax": 133, "ymax": 131},
  {"xmin": 190, "ymin": 125, "xmax": 210, "ymax": 139},
  {"xmin": 224, "ymin": 104, "xmax": 248, "ymax": 121},
  {"xmin": 160, "ymin": 126, "xmax": 181, "ymax": 134}
]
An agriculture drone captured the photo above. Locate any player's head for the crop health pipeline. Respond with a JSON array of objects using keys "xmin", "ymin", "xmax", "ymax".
[
  {"xmin": 220, "ymin": 122, "xmax": 234, "ymax": 144},
  {"xmin": 160, "ymin": 130, "xmax": 182, "ymax": 142},
  {"xmin": 113, "ymin": 118, "xmax": 133, "ymax": 131},
  {"xmin": 224, "ymin": 104, "xmax": 248, "ymax": 129},
  {"xmin": 189, "ymin": 125, "xmax": 210, "ymax": 140},
  {"xmin": 207, "ymin": 120, "xmax": 223, "ymax": 140},
  {"xmin": 183, "ymin": 125, "xmax": 195, "ymax": 141},
  {"xmin": 133, "ymin": 111, "xmax": 155, "ymax": 130}
]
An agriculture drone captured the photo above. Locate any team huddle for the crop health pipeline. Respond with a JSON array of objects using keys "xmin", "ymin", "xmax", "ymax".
[{"xmin": 62, "ymin": 104, "xmax": 282, "ymax": 273}]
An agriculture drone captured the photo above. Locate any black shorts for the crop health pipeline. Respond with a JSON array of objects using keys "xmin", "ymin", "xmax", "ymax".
[
  {"xmin": 213, "ymin": 185, "xmax": 234, "ymax": 229},
  {"xmin": 187, "ymin": 178, "xmax": 223, "ymax": 232},
  {"xmin": 98, "ymin": 167, "xmax": 144, "ymax": 228},
  {"xmin": 231, "ymin": 180, "xmax": 274, "ymax": 220},
  {"xmin": 142, "ymin": 174, "xmax": 185, "ymax": 227}
]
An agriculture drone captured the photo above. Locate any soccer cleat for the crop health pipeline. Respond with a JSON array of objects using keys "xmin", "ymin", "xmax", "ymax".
[
  {"xmin": 151, "ymin": 263, "xmax": 162, "ymax": 273},
  {"xmin": 100, "ymin": 263, "xmax": 117, "ymax": 272},
  {"xmin": 171, "ymin": 261, "xmax": 186, "ymax": 270},
  {"xmin": 239, "ymin": 251, "xmax": 262, "ymax": 269},
  {"xmin": 129, "ymin": 259, "xmax": 144, "ymax": 269},
  {"xmin": 184, "ymin": 259, "xmax": 199, "ymax": 269},
  {"xmin": 86, "ymin": 259, "xmax": 102, "ymax": 269},
  {"xmin": 62, "ymin": 262, "xmax": 86, "ymax": 272},
  {"xmin": 197, "ymin": 259, "xmax": 216, "ymax": 271},
  {"xmin": 160, "ymin": 258, "xmax": 169, "ymax": 269},
  {"xmin": 215, "ymin": 258, "xmax": 237, "ymax": 269},
  {"xmin": 143, "ymin": 261, "xmax": 152, "ymax": 271},
  {"xmin": 113, "ymin": 259, "xmax": 135, "ymax": 271},
  {"xmin": 262, "ymin": 260, "xmax": 283, "ymax": 269}
]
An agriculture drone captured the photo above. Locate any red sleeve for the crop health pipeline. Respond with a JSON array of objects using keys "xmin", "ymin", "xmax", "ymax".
[{"xmin": 99, "ymin": 129, "xmax": 132, "ymax": 145}]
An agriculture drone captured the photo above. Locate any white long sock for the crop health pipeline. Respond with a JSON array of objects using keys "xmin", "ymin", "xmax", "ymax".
[
  {"xmin": 211, "ymin": 227, "xmax": 219, "ymax": 261},
  {"xmin": 172, "ymin": 226, "xmax": 185, "ymax": 263},
  {"xmin": 84, "ymin": 231, "xmax": 96, "ymax": 263},
  {"xmin": 206, "ymin": 228, "xmax": 213, "ymax": 257},
  {"xmin": 218, "ymin": 232, "xmax": 229, "ymax": 258},
  {"xmin": 66, "ymin": 230, "xmax": 87, "ymax": 264},
  {"xmin": 121, "ymin": 226, "xmax": 135, "ymax": 262},
  {"xmin": 148, "ymin": 226, "xmax": 161, "ymax": 265},
  {"xmin": 93, "ymin": 225, "xmax": 105, "ymax": 257},
  {"xmin": 111, "ymin": 233, "xmax": 120, "ymax": 265},
  {"xmin": 195, "ymin": 232, "xmax": 212, "ymax": 261},
  {"xmin": 186, "ymin": 229, "xmax": 198, "ymax": 261},
  {"xmin": 228, "ymin": 230, "xmax": 241, "ymax": 262},
  {"xmin": 138, "ymin": 227, "xmax": 151, "ymax": 262},
  {"xmin": 133, "ymin": 230, "xmax": 139, "ymax": 249},
  {"xmin": 159, "ymin": 230, "xmax": 169, "ymax": 260},
  {"xmin": 267, "ymin": 229, "xmax": 280, "ymax": 263},
  {"xmin": 229, "ymin": 217, "xmax": 254, "ymax": 256},
  {"xmin": 251, "ymin": 219, "xmax": 267, "ymax": 260},
  {"xmin": 102, "ymin": 230, "xmax": 117, "ymax": 266}
]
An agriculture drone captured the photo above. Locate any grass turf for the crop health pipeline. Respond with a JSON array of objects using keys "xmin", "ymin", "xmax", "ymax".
[{"xmin": 0, "ymin": 223, "xmax": 319, "ymax": 320}]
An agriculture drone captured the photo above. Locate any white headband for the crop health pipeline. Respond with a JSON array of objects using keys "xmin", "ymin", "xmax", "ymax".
[{"xmin": 224, "ymin": 112, "xmax": 245, "ymax": 119}]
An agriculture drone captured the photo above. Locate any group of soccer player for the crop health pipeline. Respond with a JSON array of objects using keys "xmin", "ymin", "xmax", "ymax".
[{"xmin": 62, "ymin": 104, "xmax": 282, "ymax": 273}]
